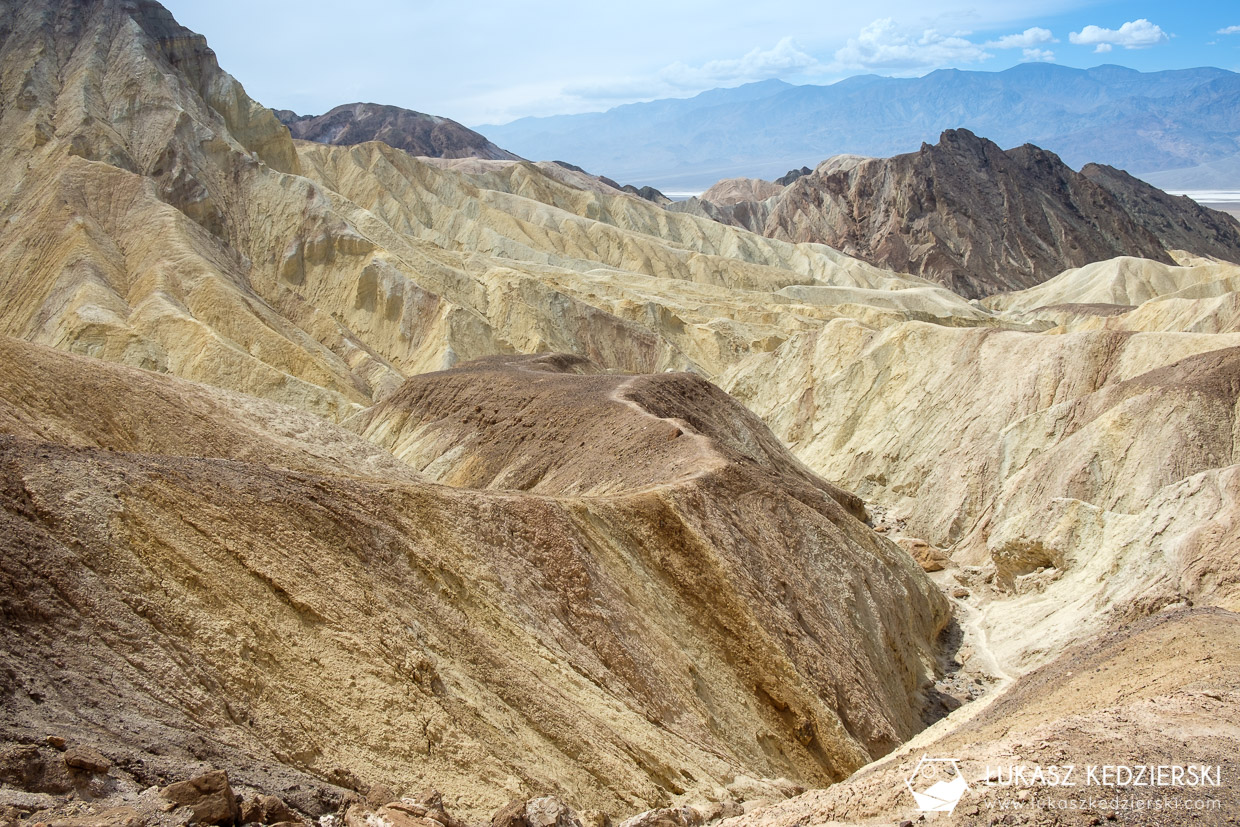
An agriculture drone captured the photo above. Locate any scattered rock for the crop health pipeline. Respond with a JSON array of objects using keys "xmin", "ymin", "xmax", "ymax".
[
  {"xmin": 688, "ymin": 801, "xmax": 743, "ymax": 823},
  {"xmin": 616, "ymin": 807, "xmax": 703, "ymax": 827},
  {"xmin": 896, "ymin": 538, "xmax": 951, "ymax": 572},
  {"xmin": 491, "ymin": 799, "xmax": 530, "ymax": 827},
  {"xmin": 365, "ymin": 783, "xmax": 397, "ymax": 809},
  {"xmin": 240, "ymin": 793, "xmax": 300, "ymax": 825},
  {"xmin": 43, "ymin": 737, "xmax": 66, "ymax": 751},
  {"xmin": 375, "ymin": 804, "xmax": 444, "ymax": 827},
  {"xmin": 408, "ymin": 788, "xmax": 463, "ymax": 827},
  {"xmin": 159, "ymin": 770, "xmax": 240, "ymax": 826},
  {"xmin": 524, "ymin": 797, "xmax": 583, "ymax": 827},
  {"xmin": 579, "ymin": 809, "xmax": 611, "ymax": 827},
  {"xmin": 387, "ymin": 803, "xmax": 429, "ymax": 817},
  {"xmin": 63, "ymin": 746, "xmax": 110, "ymax": 775},
  {"xmin": 0, "ymin": 745, "xmax": 71, "ymax": 795},
  {"xmin": 487, "ymin": 797, "xmax": 585, "ymax": 827},
  {"xmin": 951, "ymin": 586, "xmax": 970, "ymax": 599}
]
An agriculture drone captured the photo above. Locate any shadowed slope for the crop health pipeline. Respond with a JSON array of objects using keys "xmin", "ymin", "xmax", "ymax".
[{"xmin": 723, "ymin": 608, "xmax": 1240, "ymax": 827}]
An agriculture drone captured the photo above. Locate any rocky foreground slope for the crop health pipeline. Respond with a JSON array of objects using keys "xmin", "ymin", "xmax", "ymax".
[
  {"xmin": 725, "ymin": 608, "xmax": 1240, "ymax": 826},
  {"xmin": 0, "ymin": 338, "xmax": 947, "ymax": 821},
  {"xmin": 0, "ymin": 0, "xmax": 953, "ymax": 821},
  {"xmin": 2, "ymin": 1, "xmax": 1240, "ymax": 826}
]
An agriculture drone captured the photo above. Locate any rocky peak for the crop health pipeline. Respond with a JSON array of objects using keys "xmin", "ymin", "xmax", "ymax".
[
  {"xmin": 276, "ymin": 102, "xmax": 522, "ymax": 161},
  {"xmin": 759, "ymin": 130, "xmax": 1189, "ymax": 297}
]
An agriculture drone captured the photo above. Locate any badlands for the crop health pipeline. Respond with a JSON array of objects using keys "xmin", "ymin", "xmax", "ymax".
[{"xmin": 0, "ymin": 1, "xmax": 1238, "ymax": 826}]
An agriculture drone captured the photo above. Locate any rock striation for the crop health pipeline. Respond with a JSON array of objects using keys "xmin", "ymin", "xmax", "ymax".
[
  {"xmin": 1081, "ymin": 162, "xmax": 1240, "ymax": 263},
  {"xmin": 0, "ymin": 337, "xmax": 948, "ymax": 820},
  {"xmin": 5, "ymin": 2, "xmax": 1240, "ymax": 826},
  {"xmin": 699, "ymin": 177, "xmax": 782, "ymax": 207},
  {"xmin": 696, "ymin": 130, "xmax": 1240, "ymax": 298},
  {"xmin": 764, "ymin": 130, "xmax": 1156, "ymax": 296}
]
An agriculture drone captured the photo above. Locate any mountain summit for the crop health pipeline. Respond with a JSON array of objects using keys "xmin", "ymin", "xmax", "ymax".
[
  {"xmin": 277, "ymin": 103, "xmax": 521, "ymax": 161},
  {"xmin": 686, "ymin": 129, "xmax": 1240, "ymax": 298}
]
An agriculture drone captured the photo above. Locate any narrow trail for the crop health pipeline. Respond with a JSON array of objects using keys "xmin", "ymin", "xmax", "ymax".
[{"xmin": 605, "ymin": 373, "xmax": 731, "ymax": 493}]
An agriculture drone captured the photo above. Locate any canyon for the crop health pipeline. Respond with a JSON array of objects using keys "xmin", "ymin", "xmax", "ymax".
[{"xmin": 0, "ymin": 1, "xmax": 1237, "ymax": 826}]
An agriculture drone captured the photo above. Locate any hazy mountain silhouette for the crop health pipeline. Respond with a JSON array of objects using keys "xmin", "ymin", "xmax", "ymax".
[{"xmin": 478, "ymin": 65, "xmax": 1240, "ymax": 191}]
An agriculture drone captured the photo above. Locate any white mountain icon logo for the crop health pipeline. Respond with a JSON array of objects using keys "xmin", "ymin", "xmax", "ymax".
[{"xmin": 905, "ymin": 755, "xmax": 970, "ymax": 813}]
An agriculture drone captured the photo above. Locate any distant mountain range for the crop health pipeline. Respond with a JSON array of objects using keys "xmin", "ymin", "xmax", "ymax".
[{"xmin": 476, "ymin": 65, "xmax": 1240, "ymax": 192}]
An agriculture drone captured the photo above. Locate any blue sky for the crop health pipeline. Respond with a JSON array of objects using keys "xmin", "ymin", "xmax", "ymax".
[{"xmin": 161, "ymin": 0, "xmax": 1240, "ymax": 126}]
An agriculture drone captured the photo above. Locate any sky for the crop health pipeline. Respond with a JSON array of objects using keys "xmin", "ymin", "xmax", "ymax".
[{"xmin": 160, "ymin": 0, "xmax": 1240, "ymax": 127}]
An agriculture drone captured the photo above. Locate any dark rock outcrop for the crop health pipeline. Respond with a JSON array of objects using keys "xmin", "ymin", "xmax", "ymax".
[
  {"xmin": 548, "ymin": 162, "xmax": 669, "ymax": 203},
  {"xmin": 620, "ymin": 183, "xmax": 670, "ymax": 204},
  {"xmin": 1081, "ymin": 162, "xmax": 1240, "ymax": 264},
  {"xmin": 276, "ymin": 103, "xmax": 522, "ymax": 161},
  {"xmin": 775, "ymin": 166, "xmax": 811, "ymax": 186},
  {"xmin": 691, "ymin": 130, "xmax": 1240, "ymax": 298},
  {"xmin": 763, "ymin": 129, "xmax": 1178, "ymax": 298}
]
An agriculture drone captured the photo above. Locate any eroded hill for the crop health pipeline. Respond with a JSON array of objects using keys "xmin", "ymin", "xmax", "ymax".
[
  {"xmin": 1, "ymin": 1, "xmax": 1240, "ymax": 826},
  {"xmin": 276, "ymin": 103, "xmax": 522, "ymax": 162}
]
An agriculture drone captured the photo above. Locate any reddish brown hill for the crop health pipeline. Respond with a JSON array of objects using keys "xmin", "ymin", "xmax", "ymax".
[{"xmin": 762, "ymin": 129, "xmax": 1176, "ymax": 298}]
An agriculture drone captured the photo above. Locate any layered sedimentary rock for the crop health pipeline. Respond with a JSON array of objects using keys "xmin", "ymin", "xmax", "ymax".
[
  {"xmin": 0, "ymin": 0, "xmax": 959, "ymax": 816},
  {"xmin": 0, "ymin": 0, "xmax": 975, "ymax": 419},
  {"xmin": 1081, "ymin": 163, "xmax": 1240, "ymax": 264},
  {"xmin": 699, "ymin": 177, "xmax": 782, "ymax": 207},
  {"xmin": 721, "ymin": 296, "xmax": 1240, "ymax": 669},
  {"xmin": 5, "ymin": 1, "xmax": 1240, "ymax": 825},
  {"xmin": 765, "ymin": 129, "xmax": 1176, "ymax": 297},
  {"xmin": 984, "ymin": 253, "xmax": 1240, "ymax": 333},
  {"xmin": 723, "ymin": 608, "xmax": 1240, "ymax": 827},
  {"xmin": 0, "ymin": 337, "xmax": 948, "ymax": 820},
  {"xmin": 696, "ymin": 130, "xmax": 1240, "ymax": 298},
  {"xmin": 277, "ymin": 103, "xmax": 522, "ymax": 161}
]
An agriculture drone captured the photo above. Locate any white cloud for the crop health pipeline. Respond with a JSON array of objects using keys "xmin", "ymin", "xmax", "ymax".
[
  {"xmin": 1069, "ymin": 19, "xmax": 1168, "ymax": 51},
  {"xmin": 833, "ymin": 18, "xmax": 990, "ymax": 72},
  {"xmin": 1093, "ymin": 43, "xmax": 1113, "ymax": 53},
  {"xmin": 987, "ymin": 27, "xmax": 1056, "ymax": 49},
  {"xmin": 1219, "ymin": 26, "xmax": 1240, "ymax": 35},
  {"xmin": 563, "ymin": 37, "xmax": 820, "ymax": 102},
  {"xmin": 1022, "ymin": 48, "xmax": 1055, "ymax": 62},
  {"xmin": 659, "ymin": 37, "xmax": 820, "ymax": 89}
]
